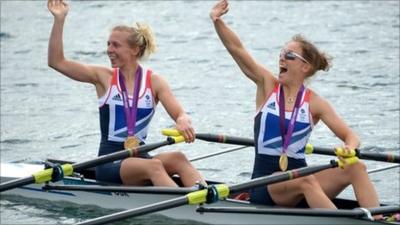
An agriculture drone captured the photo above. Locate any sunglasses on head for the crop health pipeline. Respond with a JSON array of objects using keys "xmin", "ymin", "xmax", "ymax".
[{"xmin": 280, "ymin": 49, "xmax": 310, "ymax": 64}]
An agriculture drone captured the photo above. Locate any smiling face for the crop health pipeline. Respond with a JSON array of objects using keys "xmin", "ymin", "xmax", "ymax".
[
  {"xmin": 107, "ymin": 30, "xmax": 139, "ymax": 68},
  {"xmin": 278, "ymin": 41, "xmax": 311, "ymax": 84}
]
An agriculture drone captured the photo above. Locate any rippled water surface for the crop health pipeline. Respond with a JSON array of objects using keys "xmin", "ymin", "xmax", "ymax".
[{"xmin": 1, "ymin": 1, "xmax": 399, "ymax": 224}]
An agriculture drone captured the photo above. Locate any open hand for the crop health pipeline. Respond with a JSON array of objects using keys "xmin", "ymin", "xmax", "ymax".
[
  {"xmin": 210, "ymin": 0, "xmax": 229, "ymax": 22},
  {"xmin": 47, "ymin": 0, "xmax": 69, "ymax": 20}
]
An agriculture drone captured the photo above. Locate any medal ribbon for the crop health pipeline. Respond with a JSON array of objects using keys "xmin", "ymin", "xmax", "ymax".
[
  {"xmin": 119, "ymin": 66, "xmax": 142, "ymax": 137},
  {"xmin": 279, "ymin": 84, "xmax": 305, "ymax": 155}
]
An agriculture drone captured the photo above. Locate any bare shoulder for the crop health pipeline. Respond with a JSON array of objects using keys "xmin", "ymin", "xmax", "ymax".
[
  {"xmin": 150, "ymin": 72, "xmax": 171, "ymax": 96},
  {"xmin": 309, "ymin": 89, "xmax": 332, "ymax": 117},
  {"xmin": 93, "ymin": 65, "xmax": 113, "ymax": 77},
  {"xmin": 150, "ymin": 72, "xmax": 176, "ymax": 104},
  {"xmin": 255, "ymin": 63, "xmax": 277, "ymax": 87},
  {"xmin": 91, "ymin": 65, "xmax": 113, "ymax": 97},
  {"xmin": 150, "ymin": 72, "xmax": 162, "ymax": 80},
  {"xmin": 150, "ymin": 72, "xmax": 166, "ymax": 87},
  {"xmin": 262, "ymin": 74, "xmax": 278, "ymax": 95}
]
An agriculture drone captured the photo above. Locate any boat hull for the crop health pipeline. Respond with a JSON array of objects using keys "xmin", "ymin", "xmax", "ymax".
[{"xmin": 0, "ymin": 163, "xmax": 385, "ymax": 225}]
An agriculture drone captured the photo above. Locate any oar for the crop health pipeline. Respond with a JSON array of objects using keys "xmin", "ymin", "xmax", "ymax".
[
  {"xmin": 0, "ymin": 136, "xmax": 185, "ymax": 192},
  {"xmin": 367, "ymin": 164, "xmax": 400, "ymax": 174},
  {"xmin": 163, "ymin": 129, "xmax": 254, "ymax": 146},
  {"xmin": 43, "ymin": 184, "xmax": 199, "ymax": 195},
  {"xmin": 305, "ymin": 145, "xmax": 399, "ymax": 164},
  {"xmin": 189, "ymin": 146, "xmax": 249, "ymax": 162},
  {"xmin": 53, "ymin": 152, "xmax": 374, "ymax": 194},
  {"xmin": 77, "ymin": 160, "xmax": 339, "ymax": 225},
  {"xmin": 162, "ymin": 129, "xmax": 400, "ymax": 163},
  {"xmin": 197, "ymin": 205, "xmax": 400, "ymax": 219}
]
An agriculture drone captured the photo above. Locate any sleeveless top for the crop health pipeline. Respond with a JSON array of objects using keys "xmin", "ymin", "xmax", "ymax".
[
  {"xmin": 98, "ymin": 67, "xmax": 156, "ymax": 145},
  {"xmin": 254, "ymin": 83, "xmax": 313, "ymax": 159}
]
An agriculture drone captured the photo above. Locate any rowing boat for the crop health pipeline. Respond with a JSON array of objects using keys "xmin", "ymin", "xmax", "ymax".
[{"xmin": 1, "ymin": 160, "xmax": 397, "ymax": 225}]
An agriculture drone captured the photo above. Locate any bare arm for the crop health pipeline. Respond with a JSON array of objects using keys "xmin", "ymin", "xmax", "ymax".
[
  {"xmin": 311, "ymin": 93, "xmax": 360, "ymax": 150},
  {"xmin": 47, "ymin": 0, "xmax": 111, "ymax": 96},
  {"xmin": 152, "ymin": 74, "xmax": 195, "ymax": 143},
  {"xmin": 210, "ymin": 0, "xmax": 275, "ymax": 86}
]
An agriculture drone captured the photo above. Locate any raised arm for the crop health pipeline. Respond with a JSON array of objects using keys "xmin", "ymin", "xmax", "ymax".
[
  {"xmin": 210, "ymin": 0, "xmax": 275, "ymax": 86},
  {"xmin": 152, "ymin": 74, "xmax": 195, "ymax": 143},
  {"xmin": 47, "ymin": 0, "xmax": 111, "ymax": 96}
]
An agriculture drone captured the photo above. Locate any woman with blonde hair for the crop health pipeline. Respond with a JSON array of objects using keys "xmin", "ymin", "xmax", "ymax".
[{"xmin": 47, "ymin": 0, "xmax": 204, "ymax": 187}]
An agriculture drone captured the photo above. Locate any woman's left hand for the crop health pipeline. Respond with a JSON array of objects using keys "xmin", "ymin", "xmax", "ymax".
[
  {"xmin": 175, "ymin": 115, "xmax": 195, "ymax": 143},
  {"xmin": 210, "ymin": 0, "xmax": 229, "ymax": 22},
  {"xmin": 335, "ymin": 145, "xmax": 357, "ymax": 158}
]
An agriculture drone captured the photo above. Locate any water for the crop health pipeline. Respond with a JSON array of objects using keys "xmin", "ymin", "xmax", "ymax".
[{"xmin": 1, "ymin": 1, "xmax": 399, "ymax": 224}]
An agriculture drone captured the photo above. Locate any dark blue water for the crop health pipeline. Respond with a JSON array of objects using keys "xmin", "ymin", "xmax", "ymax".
[{"xmin": 1, "ymin": 1, "xmax": 399, "ymax": 224}]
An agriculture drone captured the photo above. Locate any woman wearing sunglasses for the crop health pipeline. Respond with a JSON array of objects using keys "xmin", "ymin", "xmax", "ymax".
[{"xmin": 210, "ymin": 0, "xmax": 381, "ymax": 213}]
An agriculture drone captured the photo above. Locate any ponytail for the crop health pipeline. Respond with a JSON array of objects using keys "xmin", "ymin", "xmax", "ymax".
[{"xmin": 112, "ymin": 22, "xmax": 157, "ymax": 60}]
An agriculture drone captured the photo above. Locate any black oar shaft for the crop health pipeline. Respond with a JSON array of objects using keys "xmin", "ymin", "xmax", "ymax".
[
  {"xmin": 311, "ymin": 147, "xmax": 400, "ymax": 164},
  {"xmin": 44, "ymin": 184, "xmax": 197, "ymax": 194},
  {"xmin": 368, "ymin": 164, "xmax": 400, "ymax": 174},
  {"xmin": 0, "ymin": 138, "xmax": 178, "ymax": 192},
  {"xmin": 77, "ymin": 161, "xmax": 338, "ymax": 225},
  {"xmin": 368, "ymin": 205, "xmax": 400, "ymax": 215},
  {"xmin": 196, "ymin": 133, "xmax": 399, "ymax": 163},
  {"xmin": 197, "ymin": 205, "xmax": 400, "ymax": 218},
  {"xmin": 0, "ymin": 176, "xmax": 35, "ymax": 193},
  {"xmin": 77, "ymin": 196, "xmax": 189, "ymax": 225},
  {"xmin": 229, "ymin": 160, "xmax": 338, "ymax": 193},
  {"xmin": 196, "ymin": 133, "xmax": 254, "ymax": 146},
  {"xmin": 359, "ymin": 152, "xmax": 399, "ymax": 163},
  {"xmin": 73, "ymin": 140, "xmax": 170, "ymax": 171},
  {"xmin": 189, "ymin": 146, "xmax": 248, "ymax": 162}
]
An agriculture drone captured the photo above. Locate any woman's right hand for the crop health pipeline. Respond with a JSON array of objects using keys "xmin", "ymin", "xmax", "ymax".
[
  {"xmin": 210, "ymin": 0, "xmax": 229, "ymax": 22},
  {"xmin": 47, "ymin": 0, "xmax": 69, "ymax": 20}
]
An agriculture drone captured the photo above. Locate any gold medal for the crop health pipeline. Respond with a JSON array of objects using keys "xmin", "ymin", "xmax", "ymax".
[
  {"xmin": 124, "ymin": 136, "xmax": 140, "ymax": 149},
  {"xmin": 279, "ymin": 153, "xmax": 288, "ymax": 172}
]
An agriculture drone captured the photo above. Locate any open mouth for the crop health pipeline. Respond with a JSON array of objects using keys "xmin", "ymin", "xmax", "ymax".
[{"xmin": 279, "ymin": 65, "xmax": 288, "ymax": 74}]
